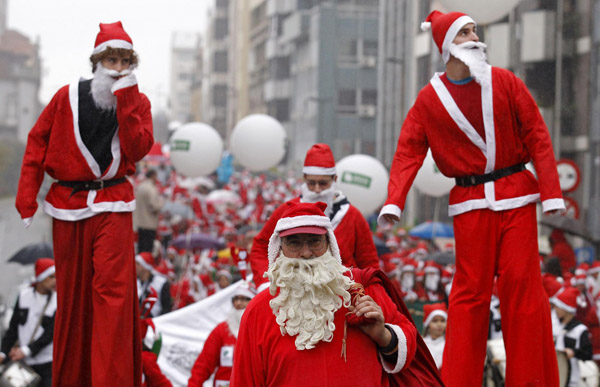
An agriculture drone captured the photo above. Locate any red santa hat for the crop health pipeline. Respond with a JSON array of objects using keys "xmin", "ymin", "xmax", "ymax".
[
  {"xmin": 302, "ymin": 143, "xmax": 336, "ymax": 176},
  {"xmin": 233, "ymin": 280, "xmax": 257, "ymax": 300},
  {"xmin": 402, "ymin": 258, "xmax": 417, "ymax": 272},
  {"xmin": 216, "ymin": 269, "xmax": 233, "ymax": 281},
  {"xmin": 420, "ymin": 10, "xmax": 476, "ymax": 63},
  {"xmin": 575, "ymin": 263, "xmax": 589, "ymax": 276},
  {"xmin": 268, "ymin": 201, "xmax": 341, "ymax": 268},
  {"xmin": 35, "ymin": 258, "xmax": 55, "ymax": 283},
  {"xmin": 424, "ymin": 260, "xmax": 442, "ymax": 274},
  {"xmin": 423, "ymin": 303, "xmax": 448, "ymax": 328},
  {"xmin": 135, "ymin": 252, "xmax": 155, "ymax": 272},
  {"xmin": 93, "ymin": 21, "xmax": 133, "ymax": 55},
  {"xmin": 589, "ymin": 261, "xmax": 600, "ymax": 275},
  {"xmin": 542, "ymin": 274, "xmax": 563, "ymax": 299},
  {"xmin": 551, "ymin": 287, "xmax": 579, "ymax": 314}
]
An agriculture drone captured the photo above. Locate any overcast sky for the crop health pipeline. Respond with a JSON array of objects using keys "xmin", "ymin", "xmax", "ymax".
[{"xmin": 7, "ymin": 0, "xmax": 210, "ymax": 110}]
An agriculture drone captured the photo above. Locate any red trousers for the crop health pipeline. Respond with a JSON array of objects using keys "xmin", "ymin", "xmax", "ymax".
[
  {"xmin": 442, "ymin": 204, "xmax": 559, "ymax": 386},
  {"xmin": 52, "ymin": 212, "xmax": 141, "ymax": 386}
]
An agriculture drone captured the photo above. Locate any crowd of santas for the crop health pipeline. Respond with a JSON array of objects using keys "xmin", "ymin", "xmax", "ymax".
[{"xmin": 377, "ymin": 231, "xmax": 454, "ymax": 304}]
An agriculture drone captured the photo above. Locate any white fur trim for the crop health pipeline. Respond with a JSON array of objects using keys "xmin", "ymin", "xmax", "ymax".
[
  {"xmin": 448, "ymin": 193, "xmax": 541, "ymax": 217},
  {"xmin": 481, "ymin": 65, "xmax": 496, "ymax": 173},
  {"xmin": 424, "ymin": 310, "xmax": 447, "ymax": 329},
  {"xmin": 420, "ymin": 21, "xmax": 431, "ymax": 32},
  {"xmin": 551, "ymin": 296, "xmax": 576, "ymax": 314},
  {"xmin": 135, "ymin": 254, "xmax": 154, "ymax": 272},
  {"xmin": 43, "ymin": 197, "xmax": 136, "ymax": 221},
  {"xmin": 268, "ymin": 214, "xmax": 341, "ymax": 269},
  {"xmin": 93, "ymin": 39, "xmax": 133, "ymax": 55},
  {"xmin": 430, "ymin": 73, "xmax": 486, "ymax": 156},
  {"xmin": 23, "ymin": 217, "xmax": 33, "ymax": 228},
  {"xmin": 36, "ymin": 266, "xmax": 55, "ymax": 283},
  {"xmin": 257, "ymin": 281, "xmax": 270, "ymax": 293},
  {"xmin": 379, "ymin": 324, "xmax": 408, "ymax": 373},
  {"xmin": 542, "ymin": 198, "xmax": 565, "ymax": 213},
  {"xmin": 442, "ymin": 16, "xmax": 476, "ymax": 63},
  {"xmin": 330, "ymin": 202, "xmax": 349, "ymax": 230},
  {"xmin": 378, "ymin": 204, "xmax": 402, "ymax": 227},
  {"xmin": 111, "ymin": 73, "xmax": 138, "ymax": 93},
  {"xmin": 302, "ymin": 166, "xmax": 336, "ymax": 176}
]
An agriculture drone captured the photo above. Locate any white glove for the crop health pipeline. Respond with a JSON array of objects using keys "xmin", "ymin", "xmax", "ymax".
[{"xmin": 111, "ymin": 73, "xmax": 138, "ymax": 94}]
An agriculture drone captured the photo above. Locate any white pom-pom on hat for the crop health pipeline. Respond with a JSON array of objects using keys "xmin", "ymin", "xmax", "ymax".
[{"xmin": 421, "ymin": 21, "xmax": 431, "ymax": 32}]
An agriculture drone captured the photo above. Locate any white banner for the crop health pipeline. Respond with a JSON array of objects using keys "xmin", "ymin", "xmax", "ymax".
[{"xmin": 151, "ymin": 281, "xmax": 244, "ymax": 387}]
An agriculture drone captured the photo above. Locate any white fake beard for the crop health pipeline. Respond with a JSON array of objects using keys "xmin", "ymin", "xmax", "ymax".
[
  {"xmin": 300, "ymin": 182, "xmax": 336, "ymax": 217},
  {"xmin": 266, "ymin": 249, "xmax": 353, "ymax": 350},
  {"xmin": 91, "ymin": 63, "xmax": 132, "ymax": 110},
  {"xmin": 448, "ymin": 41, "xmax": 490, "ymax": 87},
  {"xmin": 424, "ymin": 273, "xmax": 440, "ymax": 291},
  {"xmin": 401, "ymin": 273, "xmax": 415, "ymax": 291},
  {"xmin": 226, "ymin": 307, "xmax": 245, "ymax": 338}
]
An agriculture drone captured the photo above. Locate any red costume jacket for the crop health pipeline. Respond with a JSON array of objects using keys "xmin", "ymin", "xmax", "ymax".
[
  {"xmin": 188, "ymin": 321, "xmax": 237, "ymax": 387},
  {"xmin": 249, "ymin": 195, "xmax": 379, "ymax": 287},
  {"xmin": 230, "ymin": 268, "xmax": 425, "ymax": 386},
  {"xmin": 16, "ymin": 79, "xmax": 153, "ymax": 224},
  {"xmin": 380, "ymin": 67, "xmax": 564, "ymax": 220}
]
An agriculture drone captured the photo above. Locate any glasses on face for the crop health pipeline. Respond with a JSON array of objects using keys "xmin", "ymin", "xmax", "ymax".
[
  {"xmin": 305, "ymin": 179, "xmax": 333, "ymax": 189},
  {"xmin": 282, "ymin": 236, "xmax": 327, "ymax": 252}
]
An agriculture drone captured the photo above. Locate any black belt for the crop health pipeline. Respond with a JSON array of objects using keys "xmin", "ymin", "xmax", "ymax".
[
  {"xmin": 58, "ymin": 177, "xmax": 127, "ymax": 197},
  {"xmin": 455, "ymin": 163, "xmax": 526, "ymax": 188}
]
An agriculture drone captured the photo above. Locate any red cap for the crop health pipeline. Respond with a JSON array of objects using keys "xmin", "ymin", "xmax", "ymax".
[
  {"xmin": 420, "ymin": 10, "xmax": 476, "ymax": 63},
  {"xmin": 423, "ymin": 303, "xmax": 448, "ymax": 328},
  {"xmin": 94, "ymin": 21, "xmax": 133, "ymax": 55},
  {"xmin": 303, "ymin": 143, "xmax": 336, "ymax": 175},
  {"xmin": 35, "ymin": 258, "xmax": 55, "ymax": 283}
]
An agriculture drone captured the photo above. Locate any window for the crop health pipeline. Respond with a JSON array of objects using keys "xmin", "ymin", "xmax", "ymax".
[
  {"xmin": 213, "ymin": 51, "xmax": 228, "ymax": 73},
  {"xmin": 270, "ymin": 57, "xmax": 290, "ymax": 80},
  {"xmin": 361, "ymin": 89, "xmax": 377, "ymax": 105},
  {"xmin": 212, "ymin": 85, "xmax": 228, "ymax": 106},
  {"xmin": 339, "ymin": 40, "xmax": 358, "ymax": 58},
  {"xmin": 214, "ymin": 18, "xmax": 229, "ymax": 40},
  {"xmin": 338, "ymin": 89, "xmax": 357, "ymax": 112},
  {"xmin": 363, "ymin": 40, "xmax": 378, "ymax": 57},
  {"xmin": 268, "ymin": 99, "xmax": 290, "ymax": 122}
]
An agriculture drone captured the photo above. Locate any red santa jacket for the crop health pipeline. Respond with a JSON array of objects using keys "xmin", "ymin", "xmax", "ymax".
[
  {"xmin": 188, "ymin": 321, "xmax": 236, "ymax": 387},
  {"xmin": 380, "ymin": 67, "xmax": 564, "ymax": 221},
  {"xmin": 230, "ymin": 268, "xmax": 421, "ymax": 386},
  {"xmin": 16, "ymin": 77, "xmax": 153, "ymax": 224},
  {"xmin": 249, "ymin": 195, "xmax": 379, "ymax": 287}
]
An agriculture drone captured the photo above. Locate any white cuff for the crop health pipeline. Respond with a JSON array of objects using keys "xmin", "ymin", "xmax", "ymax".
[
  {"xmin": 20, "ymin": 345, "xmax": 31, "ymax": 358},
  {"xmin": 23, "ymin": 217, "xmax": 33, "ymax": 228},
  {"xmin": 542, "ymin": 198, "xmax": 566, "ymax": 213},
  {"xmin": 377, "ymin": 205, "xmax": 402, "ymax": 227},
  {"xmin": 378, "ymin": 323, "xmax": 408, "ymax": 373},
  {"xmin": 111, "ymin": 73, "xmax": 138, "ymax": 93}
]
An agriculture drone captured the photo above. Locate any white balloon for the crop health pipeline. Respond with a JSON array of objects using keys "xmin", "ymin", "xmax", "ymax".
[
  {"xmin": 169, "ymin": 122, "xmax": 223, "ymax": 178},
  {"xmin": 336, "ymin": 154, "xmax": 389, "ymax": 215},
  {"xmin": 437, "ymin": 0, "xmax": 520, "ymax": 25},
  {"xmin": 230, "ymin": 114, "xmax": 286, "ymax": 172},
  {"xmin": 413, "ymin": 150, "xmax": 455, "ymax": 197}
]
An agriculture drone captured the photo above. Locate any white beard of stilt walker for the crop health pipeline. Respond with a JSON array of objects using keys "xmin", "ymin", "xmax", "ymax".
[
  {"xmin": 91, "ymin": 63, "xmax": 133, "ymax": 110},
  {"xmin": 448, "ymin": 41, "xmax": 490, "ymax": 87},
  {"xmin": 266, "ymin": 249, "xmax": 353, "ymax": 350},
  {"xmin": 300, "ymin": 182, "xmax": 337, "ymax": 218}
]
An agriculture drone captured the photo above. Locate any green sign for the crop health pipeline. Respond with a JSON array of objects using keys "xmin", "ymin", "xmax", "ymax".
[
  {"xmin": 341, "ymin": 171, "xmax": 372, "ymax": 188},
  {"xmin": 171, "ymin": 139, "xmax": 190, "ymax": 151}
]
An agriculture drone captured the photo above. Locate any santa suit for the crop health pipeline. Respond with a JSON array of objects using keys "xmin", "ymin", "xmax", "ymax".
[
  {"xmin": 249, "ymin": 195, "xmax": 379, "ymax": 288},
  {"xmin": 230, "ymin": 270, "xmax": 417, "ymax": 386},
  {"xmin": 16, "ymin": 75, "xmax": 153, "ymax": 386},
  {"xmin": 188, "ymin": 321, "xmax": 237, "ymax": 387},
  {"xmin": 381, "ymin": 67, "xmax": 564, "ymax": 386}
]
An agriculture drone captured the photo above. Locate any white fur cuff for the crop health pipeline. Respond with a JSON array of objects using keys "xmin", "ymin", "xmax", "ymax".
[
  {"xmin": 23, "ymin": 217, "xmax": 33, "ymax": 228},
  {"xmin": 379, "ymin": 323, "xmax": 408, "ymax": 373},
  {"xmin": 111, "ymin": 73, "xmax": 138, "ymax": 93},
  {"xmin": 377, "ymin": 204, "xmax": 401, "ymax": 227},
  {"xmin": 542, "ymin": 198, "xmax": 566, "ymax": 213}
]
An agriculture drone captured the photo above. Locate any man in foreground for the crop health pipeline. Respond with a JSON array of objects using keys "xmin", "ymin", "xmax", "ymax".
[
  {"xmin": 379, "ymin": 10, "xmax": 564, "ymax": 385},
  {"xmin": 16, "ymin": 21, "xmax": 153, "ymax": 385},
  {"xmin": 231, "ymin": 201, "xmax": 442, "ymax": 386}
]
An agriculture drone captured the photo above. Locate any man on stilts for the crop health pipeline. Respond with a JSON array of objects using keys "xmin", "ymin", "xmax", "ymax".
[
  {"xmin": 16, "ymin": 21, "xmax": 153, "ymax": 386},
  {"xmin": 379, "ymin": 10, "xmax": 564, "ymax": 386}
]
